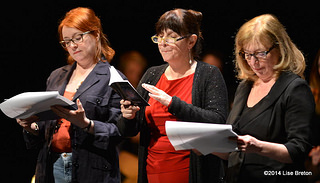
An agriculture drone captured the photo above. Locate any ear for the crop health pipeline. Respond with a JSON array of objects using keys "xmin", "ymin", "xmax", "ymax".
[
  {"xmin": 95, "ymin": 30, "xmax": 100, "ymax": 41},
  {"xmin": 188, "ymin": 34, "xmax": 198, "ymax": 50}
]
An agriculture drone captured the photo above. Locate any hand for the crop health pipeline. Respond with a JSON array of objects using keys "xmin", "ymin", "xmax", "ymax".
[
  {"xmin": 51, "ymin": 99, "xmax": 90, "ymax": 128},
  {"xmin": 229, "ymin": 135, "xmax": 262, "ymax": 153},
  {"xmin": 309, "ymin": 146, "xmax": 320, "ymax": 166},
  {"xmin": 142, "ymin": 83, "xmax": 172, "ymax": 106},
  {"xmin": 120, "ymin": 100, "xmax": 140, "ymax": 119},
  {"xmin": 16, "ymin": 115, "xmax": 40, "ymax": 135}
]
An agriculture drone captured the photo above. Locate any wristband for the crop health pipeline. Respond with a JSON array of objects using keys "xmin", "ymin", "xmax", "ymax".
[{"xmin": 82, "ymin": 120, "xmax": 92, "ymax": 132}]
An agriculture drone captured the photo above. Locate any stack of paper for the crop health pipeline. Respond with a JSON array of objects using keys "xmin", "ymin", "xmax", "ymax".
[
  {"xmin": 165, "ymin": 121, "xmax": 238, "ymax": 155},
  {"xmin": 0, "ymin": 91, "xmax": 75, "ymax": 120}
]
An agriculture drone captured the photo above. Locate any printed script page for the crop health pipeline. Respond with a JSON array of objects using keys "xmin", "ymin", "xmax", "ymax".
[
  {"xmin": 0, "ymin": 91, "xmax": 74, "ymax": 119},
  {"xmin": 165, "ymin": 121, "xmax": 238, "ymax": 155}
]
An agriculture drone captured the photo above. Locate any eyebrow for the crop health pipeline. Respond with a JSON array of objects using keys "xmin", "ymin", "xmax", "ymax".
[
  {"xmin": 63, "ymin": 32, "xmax": 83, "ymax": 39},
  {"xmin": 243, "ymin": 49, "xmax": 265, "ymax": 53}
]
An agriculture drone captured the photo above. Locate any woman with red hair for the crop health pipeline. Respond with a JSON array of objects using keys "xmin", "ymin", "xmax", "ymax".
[{"xmin": 17, "ymin": 7, "xmax": 123, "ymax": 183}]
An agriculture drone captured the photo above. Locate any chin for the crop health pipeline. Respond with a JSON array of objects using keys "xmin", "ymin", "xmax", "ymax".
[{"xmin": 161, "ymin": 55, "xmax": 175, "ymax": 63}]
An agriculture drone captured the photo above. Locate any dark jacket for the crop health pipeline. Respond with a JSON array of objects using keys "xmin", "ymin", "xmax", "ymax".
[
  {"xmin": 117, "ymin": 61, "xmax": 229, "ymax": 183},
  {"xmin": 24, "ymin": 61, "xmax": 122, "ymax": 183},
  {"xmin": 227, "ymin": 72, "xmax": 315, "ymax": 183}
]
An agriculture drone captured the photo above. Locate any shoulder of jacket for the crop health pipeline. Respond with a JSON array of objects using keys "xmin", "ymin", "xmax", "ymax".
[
  {"xmin": 50, "ymin": 65, "xmax": 71, "ymax": 75},
  {"xmin": 142, "ymin": 64, "xmax": 167, "ymax": 80},
  {"xmin": 47, "ymin": 64, "xmax": 72, "ymax": 83},
  {"xmin": 196, "ymin": 61, "xmax": 219, "ymax": 72},
  {"xmin": 145, "ymin": 64, "xmax": 168, "ymax": 73},
  {"xmin": 285, "ymin": 75, "xmax": 309, "ymax": 93}
]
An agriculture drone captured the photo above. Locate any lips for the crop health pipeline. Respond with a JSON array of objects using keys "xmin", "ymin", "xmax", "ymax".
[{"xmin": 73, "ymin": 50, "xmax": 81, "ymax": 54}]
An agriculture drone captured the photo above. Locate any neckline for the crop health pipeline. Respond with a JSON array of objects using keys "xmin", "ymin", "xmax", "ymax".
[{"xmin": 163, "ymin": 72, "xmax": 195, "ymax": 81}]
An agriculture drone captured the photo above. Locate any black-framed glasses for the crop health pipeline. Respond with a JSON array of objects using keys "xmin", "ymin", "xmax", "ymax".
[
  {"xmin": 239, "ymin": 44, "xmax": 277, "ymax": 61},
  {"xmin": 60, "ymin": 31, "xmax": 92, "ymax": 48},
  {"xmin": 151, "ymin": 35, "xmax": 190, "ymax": 44}
]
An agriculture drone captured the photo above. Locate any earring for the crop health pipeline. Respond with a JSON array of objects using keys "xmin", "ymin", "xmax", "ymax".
[{"xmin": 188, "ymin": 49, "xmax": 193, "ymax": 65}]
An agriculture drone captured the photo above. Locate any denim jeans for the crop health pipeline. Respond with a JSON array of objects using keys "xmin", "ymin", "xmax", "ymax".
[{"xmin": 53, "ymin": 153, "xmax": 72, "ymax": 183}]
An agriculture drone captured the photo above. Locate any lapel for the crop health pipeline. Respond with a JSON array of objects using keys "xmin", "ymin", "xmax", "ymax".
[
  {"xmin": 227, "ymin": 80, "xmax": 252, "ymax": 125},
  {"xmin": 58, "ymin": 63, "xmax": 76, "ymax": 96},
  {"xmin": 72, "ymin": 61, "xmax": 110, "ymax": 101},
  {"xmin": 228, "ymin": 72, "xmax": 299, "ymax": 127}
]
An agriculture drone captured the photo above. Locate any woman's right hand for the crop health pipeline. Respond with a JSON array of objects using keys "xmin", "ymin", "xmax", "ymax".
[
  {"xmin": 16, "ymin": 115, "xmax": 40, "ymax": 135},
  {"xmin": 120, "ymin": 100, "xmax": 140, "ymax": 119}
]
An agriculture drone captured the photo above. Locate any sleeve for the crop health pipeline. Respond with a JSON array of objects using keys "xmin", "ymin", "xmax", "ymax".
[
  {"xmin": 284, "ymin": 79, "xmax": 315, "ymax": 162},
  {"xmin": 115, "ymin": 66, "xmax": 157, "ymax": 137},
  {"xmin": 23, "ymin": 69, "xmax": 61, "ymax": 149},
  {"xmin": 23, "ymin": 121, "xmax": 46, "ymax": 149},
  {"xmin": 90, "ymin": 90, "xmax": 122, "ymax": 150},
  {"xmin": 168, "ymin": 65, "xmax": 228, "ymax": 124}
]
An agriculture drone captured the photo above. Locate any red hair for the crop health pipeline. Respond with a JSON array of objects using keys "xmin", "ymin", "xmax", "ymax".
[{"xmin": 58, "ymin": 7, "xmax": 115, "ymax": 64}]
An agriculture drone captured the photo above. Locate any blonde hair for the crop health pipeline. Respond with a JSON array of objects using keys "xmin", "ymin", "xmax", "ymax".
[{"xmin": 234, "ymin": 14, "xmax": 305, "ymax": 81}]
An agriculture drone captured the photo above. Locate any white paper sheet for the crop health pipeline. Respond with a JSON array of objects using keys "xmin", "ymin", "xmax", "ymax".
[
  {"xmin": 165, "ymin": 121, "xmax": 238, "ymax": 155},
  {"xmin": 0, "ymin": 91, "xmax": 74, "ymax": 119},
  {"xmin": 109, "ymin": 66, "xmax": 127, "ymax": 86}
]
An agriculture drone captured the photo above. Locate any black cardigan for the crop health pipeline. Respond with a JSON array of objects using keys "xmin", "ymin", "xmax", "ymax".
[{"xmin": 117, "ymin": 61, "xmax": 229, "ymax": 183}]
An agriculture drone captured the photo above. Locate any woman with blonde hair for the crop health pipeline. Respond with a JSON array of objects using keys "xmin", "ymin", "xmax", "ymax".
[
  {"xmin": 17, "ymin": 7, "xmax": 123, "ymax": 183},
  {"xmin": 213, "ymin": 14, "xmax": 315, "ymax": 183}
]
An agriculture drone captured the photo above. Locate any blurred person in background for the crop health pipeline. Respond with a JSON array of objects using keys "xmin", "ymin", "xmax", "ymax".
[
  {"xmin": 307, "ymin": 48, "xmax": 320, "ymax": 183},
  {"xmin": 116, "ymin": 50, "xmax": 147, "ymax": 183}
]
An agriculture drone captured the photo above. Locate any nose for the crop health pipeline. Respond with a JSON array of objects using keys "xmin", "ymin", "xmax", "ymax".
[
  {"xmin": 69, "ymin": 41, "xmax": 78, "ymax": 49},
  {"xmin": 158, "ymin": 38, "xmax": 166, "ymax": 46},
  {"xmin": 248, "ymin": 55, "xmax": 259, "ymax": 64}
]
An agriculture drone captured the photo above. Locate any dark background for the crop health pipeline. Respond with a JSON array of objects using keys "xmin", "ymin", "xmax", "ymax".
[{"xmin": 1, "ymin": 1, "xmax": 320, "ymax": 182}]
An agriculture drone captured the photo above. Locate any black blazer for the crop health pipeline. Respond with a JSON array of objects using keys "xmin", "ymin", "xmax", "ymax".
[
  {"xmin": 24, "ymin": 61, "xmax": 123, "ymax": 183},
  {"xmin": 227, "ymin": 72, "xmax": 315, "ymax": 183},
  {"xmin": 117, "ymin": 61, "xmax": 229, "ymax": 183}
]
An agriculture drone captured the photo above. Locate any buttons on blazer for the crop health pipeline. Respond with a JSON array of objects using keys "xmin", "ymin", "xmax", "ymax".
[
  {"xmin": 73, "ymin": 162, "xmax": 79, "ymax": 168},
  {"xmin": 86, "ymin": 95, "xmax": 110, "ymax": 106},
  {"xmin": 103, "ymin": 165, "xmax": 109, "ymax": 170},
  {"xmin": 96, "ymin": 98, "xmax": 101, "ymax": 104}
]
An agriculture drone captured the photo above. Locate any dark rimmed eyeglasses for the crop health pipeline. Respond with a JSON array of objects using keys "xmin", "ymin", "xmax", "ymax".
[
  {"xmin": 239, "ymin": 44, "xmax": 277, "ymax": 61},
  {"xmin": 60, "ymin": 31, "xmax": 92, "ymax": 48}
]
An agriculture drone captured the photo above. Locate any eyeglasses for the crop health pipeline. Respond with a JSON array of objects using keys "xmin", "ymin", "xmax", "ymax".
[
  {"xmin": 60, "ymin": 31, "xmax": 92, "ymax": 48},
  {"xmin": 151, "ymin": 35, "xmax": 190, "ymax": 44},
  {"xmin": 239, "ymin": 44, "xmax": 277, "ymax": 62}
]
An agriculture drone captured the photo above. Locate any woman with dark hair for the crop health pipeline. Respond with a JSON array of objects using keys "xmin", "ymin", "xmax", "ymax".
[
  {"xmin": 16, "ymin": 7, "xmax": 123, "ymax": 183},
  {"xmin": 117, "ymin": 8, "xmax": 228, "ymax": 183}
]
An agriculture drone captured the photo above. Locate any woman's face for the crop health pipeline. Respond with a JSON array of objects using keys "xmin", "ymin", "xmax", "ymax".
[
  {"xmin": 243, "ymin": 42, "xmax": 280, "ymax": 81},
  {"xmin": 157, "ymin": 29, "xmax": 194, "ymax": 63},
  {"xmin": 62, "ymin": 26, "xmax": 97, "ymax": 65}
]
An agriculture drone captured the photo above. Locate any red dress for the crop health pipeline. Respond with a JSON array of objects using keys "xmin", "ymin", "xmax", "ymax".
[{"xmin": 145, "ymin": 73, "xmax": 194, "ymax": 183}]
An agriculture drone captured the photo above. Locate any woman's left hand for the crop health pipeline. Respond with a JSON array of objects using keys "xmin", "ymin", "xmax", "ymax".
[
  {"xmin": 230, "ymin": 135, "xmax": 262, "ymax": 153},
  {"xmin": 142, "ymin": 83, "xmax": 172, "ymax": 106},
  {"xmin": 51, "ymin": 98, "xmax": 90, "ymax": 128}
]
